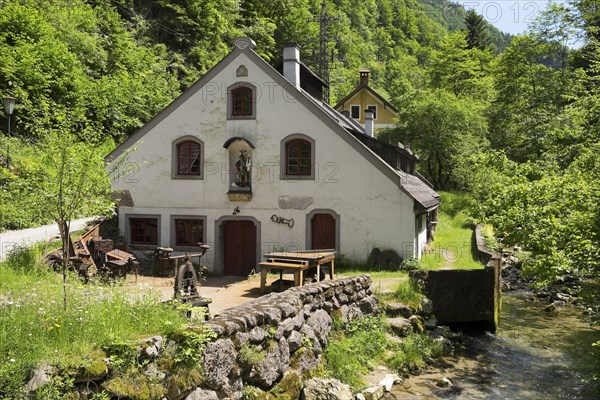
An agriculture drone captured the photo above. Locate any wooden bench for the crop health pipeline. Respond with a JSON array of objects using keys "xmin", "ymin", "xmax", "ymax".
[{"xmin": 259, "ymin": 261, "xmax": 312, "ymax": 293}]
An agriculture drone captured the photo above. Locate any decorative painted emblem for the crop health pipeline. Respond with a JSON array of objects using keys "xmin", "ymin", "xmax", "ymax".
[{"xmin": 236, "ymin": 65, "xmax": 248, "ymax": 77}]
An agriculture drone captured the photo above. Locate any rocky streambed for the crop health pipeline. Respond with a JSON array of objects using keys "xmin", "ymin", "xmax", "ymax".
[{"xmin": 383, "ymin": 290, "xmax": 600, "ymax": 399}]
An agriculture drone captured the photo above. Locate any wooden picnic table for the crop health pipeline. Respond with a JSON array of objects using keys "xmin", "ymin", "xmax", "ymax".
[{"xmin": 259, "ymin": 250, "xmax": 336, "ymax": 293}]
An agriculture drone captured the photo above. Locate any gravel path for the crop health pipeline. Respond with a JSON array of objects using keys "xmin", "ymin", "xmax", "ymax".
[{"xmin": 0, "ymin": 217, "xmax": 95, "ymax": 261}]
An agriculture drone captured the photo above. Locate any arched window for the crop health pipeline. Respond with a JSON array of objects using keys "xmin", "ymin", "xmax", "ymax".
[
  {"xmin": 281, "ymin": 134, "xmax": 315, "ymax": 180},
  {"xmin": 172, "ymin": 137, "xmax": 204, "ymax": 179},
  {"xmin": 286, "ymin": 139, "xmax": 311, "ymax": 176},
  {"xmin": 177, "ymin": 140, "xmax": 201, "ymax": 175}
]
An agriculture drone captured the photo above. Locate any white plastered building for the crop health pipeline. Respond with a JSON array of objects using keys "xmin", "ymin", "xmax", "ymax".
[{"xmin": 107, "ymin": 38, "xmax": 439, "ymax": 276}]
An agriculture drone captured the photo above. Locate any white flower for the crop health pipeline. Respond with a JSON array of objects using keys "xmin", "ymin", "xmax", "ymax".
[{"xmin": 9, "ymin": 358, "xmax": 15, "ymax": 363}]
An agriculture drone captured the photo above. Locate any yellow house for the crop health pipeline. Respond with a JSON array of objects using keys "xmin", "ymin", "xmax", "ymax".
[{"xmin": 334, "ymin": 69, "xmax": 398, "ymax": 131}]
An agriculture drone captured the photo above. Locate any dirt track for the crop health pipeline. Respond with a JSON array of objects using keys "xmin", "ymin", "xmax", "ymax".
[{"xmin": 125, "ymin": 274, "xmax": 274, "ymax": 315}]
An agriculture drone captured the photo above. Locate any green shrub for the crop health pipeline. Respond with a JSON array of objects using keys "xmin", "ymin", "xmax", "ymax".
[
  {"xmin": 167, "ymin": 325, "xmax": 216, "ymax": 367},
  {"xmin": 3, "ymin": 245, "xmax": 43, "ymax": 274}
]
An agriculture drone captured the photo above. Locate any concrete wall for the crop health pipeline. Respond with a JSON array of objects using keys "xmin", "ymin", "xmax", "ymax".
[
  {"xmin": 111, "ymin": 49, "xmax": 419, "ymax": 273},
  {"xmin": 410, "ymin": 225, "xmax": 501, "ymax": 331}
]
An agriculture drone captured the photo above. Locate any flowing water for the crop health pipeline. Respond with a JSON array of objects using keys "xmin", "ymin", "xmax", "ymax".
[{"xmin": 385, "ymin": 290, "xmax": 600, "ymax": 399}]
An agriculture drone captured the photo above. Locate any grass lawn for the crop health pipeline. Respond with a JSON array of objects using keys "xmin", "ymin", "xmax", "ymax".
[
  {"xmin": 421, "ymin": 192, "xmax": 483, "ymax": 270},
  {"xmin": 0, "ymin": 246, "xmax": 190, "ymax": 397}
]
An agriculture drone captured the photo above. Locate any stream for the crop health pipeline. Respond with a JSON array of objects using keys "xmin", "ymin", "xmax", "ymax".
[{"xmin": 385, "ymin": 290, "xmax": 600, "ymax": 399}]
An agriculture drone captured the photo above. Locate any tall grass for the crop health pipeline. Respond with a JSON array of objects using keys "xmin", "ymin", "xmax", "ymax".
[
  {"xmin": 386, "ymin": 333, "xmax": 444, "ymax": 373},
  {"xmin": 323, "ymin": 316, "xmax": 444, "ymax": 391},
  {"xmin": 324, "ymin": 317, "xmax": 389, "ymax": 390},
  {"xmin": 0, "ymin": 246, "xmax": 188, "ymax": 398},
  {"xmin": 391, "ymin": 279, "xmax": 423, "ymax": 309},
  {"xmin": 421, "ymin": 192, "xmax": 483, "ymax": 270}
]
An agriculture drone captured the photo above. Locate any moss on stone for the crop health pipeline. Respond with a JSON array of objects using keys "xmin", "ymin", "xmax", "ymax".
[
  {"xmin": 166, "ymin": 365, "xmax": 204, "ymax": 395},
  {"xmin": 330, "ymin": 308, "xmax": 344, "ymax": 322},
  {"xmin": 103, "ymin": 368, "xmax": 166, "ymax": 400},
  {"xmin": 266, "ymin": 372, "xmax": 302, "ymax": 400}
]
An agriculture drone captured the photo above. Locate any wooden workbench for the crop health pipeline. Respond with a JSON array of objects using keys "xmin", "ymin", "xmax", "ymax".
[{"xmin": 259, "ymin": 250, "xmax": 336, "ymax": 293}]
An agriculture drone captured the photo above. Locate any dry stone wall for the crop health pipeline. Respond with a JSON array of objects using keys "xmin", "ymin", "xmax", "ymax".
[{"xmin": 192, "ymin": 275, "xmax": 378, "ymax": 399}]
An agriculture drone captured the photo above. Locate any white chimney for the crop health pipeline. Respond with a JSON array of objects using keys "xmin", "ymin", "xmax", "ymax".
[
  {"xmin": 365, "ymin": 109, "xmax": 375, "ymax": 137},
  {"xmin": 283, "ymin": 43, "xmax": 301, "ymax": 89}
]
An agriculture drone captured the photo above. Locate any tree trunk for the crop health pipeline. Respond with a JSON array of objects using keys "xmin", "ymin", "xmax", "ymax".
[{"xmin": 58, "ymin": 220, "xmax": 71, "ymax": 311}]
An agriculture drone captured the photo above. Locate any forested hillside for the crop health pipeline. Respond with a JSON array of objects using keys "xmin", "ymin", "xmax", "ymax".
[
  {"xmin": 417, "ymin": 0, "xmax": 512, "ymax": 52},
  {"xmin": 0, "ymin": 0, "xmax": 598, "ymax": 286}
]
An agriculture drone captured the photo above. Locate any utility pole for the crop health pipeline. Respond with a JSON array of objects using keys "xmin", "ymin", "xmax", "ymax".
[{"xmin": 310, "ymin": 1, "xmax": 339, "ymax": 104}]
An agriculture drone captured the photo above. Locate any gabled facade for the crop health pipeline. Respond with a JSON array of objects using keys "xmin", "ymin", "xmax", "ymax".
[
  {"xmin": 107, "ymin": 38, "xmax": 439, "ymax": 276},
  {"xmin": 334, "ymin": 69, "xmax": 398, "ymax": 130}
]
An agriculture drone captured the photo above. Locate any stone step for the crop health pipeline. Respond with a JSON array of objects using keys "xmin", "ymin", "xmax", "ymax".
[{"xmin": 384, "ymin": 302, "xmax": 415, "ymax": 318}]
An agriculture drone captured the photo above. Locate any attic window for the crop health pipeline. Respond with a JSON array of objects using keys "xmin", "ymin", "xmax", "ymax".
[
  {"xmin": 367, "ymin": 105, "xmax": 377, "ymax": 120},
  {"xmin": 228, "ymin": 83, "xmax": 256, "ymax": 119},
  {"xmin": 350, "ymin": 105, "xmax": 360, "ymax": 119}
]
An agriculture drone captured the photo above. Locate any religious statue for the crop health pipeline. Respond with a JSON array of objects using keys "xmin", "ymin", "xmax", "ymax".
[{"xmin": 234, "ymin": 150, "xmax": 250, "ymax": 188}]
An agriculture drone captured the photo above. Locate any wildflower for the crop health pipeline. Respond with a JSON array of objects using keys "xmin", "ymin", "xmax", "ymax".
[{"xmin": 9, "ymin": 358, "xmax": 15, "ymax": 363}]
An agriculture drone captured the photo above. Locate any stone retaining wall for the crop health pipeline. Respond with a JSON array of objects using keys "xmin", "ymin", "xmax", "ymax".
[
  {"xmin": 474, "ymin": 224, "xmax": 502, "ymax": 270},
  {"xmin": 189, "ymin": 275, "xmax": 378, "ymax": 399}
]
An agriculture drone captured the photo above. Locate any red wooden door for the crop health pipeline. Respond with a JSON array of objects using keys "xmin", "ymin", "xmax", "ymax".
[
  {"xmin": 223, "ymin": 220, "xmax": 257, "ymax": 276},
  {"xmin": 311, "ymin": 213, "xmax": 336, "ymax": 250}
]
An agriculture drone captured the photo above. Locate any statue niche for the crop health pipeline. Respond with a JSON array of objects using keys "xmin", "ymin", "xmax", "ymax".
[{"xmin": 224, "ymin": 137, "xmax": 254, "ymax": 198}]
